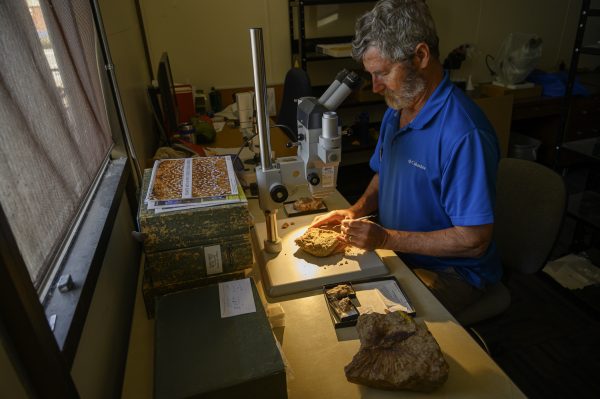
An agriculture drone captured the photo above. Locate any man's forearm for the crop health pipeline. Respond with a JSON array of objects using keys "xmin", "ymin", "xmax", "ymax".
[
  {"xmin": 348, "ymin": 174, "xmax": 379, "ymax": 217},
  {"xmin": 383, "ymin": 224, "xmax": 493, "ymax": 258}
]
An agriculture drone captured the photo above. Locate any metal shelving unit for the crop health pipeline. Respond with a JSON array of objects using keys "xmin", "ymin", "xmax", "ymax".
[
  {"xmin": 556, "ymin": 0, "xmax": 600, "ymax": 255},
  {"xmin": 289, "ymin": 0, "xmax": 372, "ymax": 69},
  {"xmin": 555, "ymin": 0, "xmax": 600, "ymax": 167}
]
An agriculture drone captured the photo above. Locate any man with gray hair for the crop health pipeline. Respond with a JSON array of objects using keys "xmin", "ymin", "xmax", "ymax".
[{"xmin": 312, "ymin": 0, "xmax": 502, "ymax": 315}]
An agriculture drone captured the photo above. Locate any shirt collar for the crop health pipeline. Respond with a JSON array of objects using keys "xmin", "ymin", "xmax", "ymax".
[{"xmin": 406, "ymin": 70, "xmax": 453, "ymax": 130}]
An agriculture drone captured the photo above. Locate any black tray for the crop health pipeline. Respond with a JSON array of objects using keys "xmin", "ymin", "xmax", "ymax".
[
  {"xmin": 283, "ymin": 201, "xmax": 328, "ymax": 217},
  {"xmin": 323, "ymin": 276, "xmax": 416, "ymax": 329}
]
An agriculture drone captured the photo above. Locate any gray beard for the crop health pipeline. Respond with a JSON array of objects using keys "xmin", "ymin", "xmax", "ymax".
[{"xmin": 384, "ymin": 70, "xmax": 426, "ymax": 110}]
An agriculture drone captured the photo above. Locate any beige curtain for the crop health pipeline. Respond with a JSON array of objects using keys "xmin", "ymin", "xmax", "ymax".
[{"xmin": 0, "ymin": 0, "xmax": 112, "ymax": 287}]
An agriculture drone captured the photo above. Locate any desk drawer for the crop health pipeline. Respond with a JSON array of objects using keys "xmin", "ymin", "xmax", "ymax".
[
  {"xmin": 512, "ymin": 99, "xmax": 562, "ymax": 120},
  {"xmin": 567, "ymin": 97, "xmax": 600, "ymax": 141}
]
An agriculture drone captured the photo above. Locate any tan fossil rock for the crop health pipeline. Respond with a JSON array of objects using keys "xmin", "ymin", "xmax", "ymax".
[{"xmin": 344, "ymin": 311, "xmax": 449, "ymax": 392}]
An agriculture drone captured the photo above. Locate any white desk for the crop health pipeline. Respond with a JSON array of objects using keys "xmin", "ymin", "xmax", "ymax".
[
  {"xmin": 249, "ymin": 189, "xmax": 525, "ymax": 398},
  {"xmin": 121, "ymin": 189, "xmax": 524, "ymax": 399}
]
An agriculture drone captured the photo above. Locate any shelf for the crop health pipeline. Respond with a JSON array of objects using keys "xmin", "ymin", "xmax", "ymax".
[
  {"xmin": 291, "ymin": 36, "xmax": 356, "ymax": 58},
  {"xmin": 291, "ymin": 0, "xmax": 374, "ymax": 5},
  {"xmin": 561, "ymin": 137, "xmax": 600, "ymax": 161},
  {"xmin": 303, "ymin": 52, "xmax": 352, "ymax": 61},
  {"xmin": 568, "ymin": 191, "xmax": 600, "ymax": 230},
  {"xmin": 587, "ymin": 8, "xmax": 600, "ymax": 16},
  {"xmin": 580, "ymin": 46, "xmax": 600, "ymax": 56}
]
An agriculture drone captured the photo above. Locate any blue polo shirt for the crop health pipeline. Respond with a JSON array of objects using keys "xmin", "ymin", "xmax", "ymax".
[{"xmin": 369, "ymin": 71, "xmax": 502, "ymax": 288}]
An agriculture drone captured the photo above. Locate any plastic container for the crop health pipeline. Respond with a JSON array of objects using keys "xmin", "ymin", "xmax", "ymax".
[
  {"xmin": 177, "ymin": 122, "xmax": 196, "ymax": 144},
  {"xmin": 508, "ymin": 132, "xmax": 541, "ymax": 161}
]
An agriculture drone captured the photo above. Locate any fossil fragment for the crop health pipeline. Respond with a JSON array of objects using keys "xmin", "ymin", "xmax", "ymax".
[{"xmin": 344, "ymin": 312, "xmax": 449, "ymax": 392}]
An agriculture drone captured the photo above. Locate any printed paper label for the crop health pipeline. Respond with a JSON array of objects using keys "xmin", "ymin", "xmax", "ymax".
[{"xmin": 204, "ymin": 245, "xmax": 223, "ymax": 275}]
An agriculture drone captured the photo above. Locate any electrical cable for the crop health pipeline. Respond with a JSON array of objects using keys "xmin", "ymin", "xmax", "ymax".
[
  {"xmin": 271, "ymin": 123, "xmax": 297, "ymax": 141},
  {"xmin": 231, "ymin": 122, "xmax": 301, "ymax": 170},
  {"xmin": 485, "ymin": 54, "xmax": 496, "ymax": 76},
  {"xmin": 233, "ymin": 132, "xmax": 258, "ymax": 167}
]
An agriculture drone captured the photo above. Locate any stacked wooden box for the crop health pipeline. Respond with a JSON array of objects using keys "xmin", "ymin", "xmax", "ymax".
[{"xmin": 138, "ymin": 169, "xmax": 253, "ymax": 317}]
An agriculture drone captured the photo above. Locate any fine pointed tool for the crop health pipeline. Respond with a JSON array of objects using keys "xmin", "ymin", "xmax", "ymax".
[{"xmin": 331, "ymin": 214, "xmax": 376, "ymax": 227}]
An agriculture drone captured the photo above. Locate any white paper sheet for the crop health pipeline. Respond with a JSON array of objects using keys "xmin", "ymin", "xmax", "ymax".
[{"xmin": 218, "ymin": 278, "xmax": 256, "ymax": 318}]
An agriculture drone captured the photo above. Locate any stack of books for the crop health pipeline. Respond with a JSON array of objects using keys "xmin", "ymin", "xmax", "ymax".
[{"xmin": 145, "ymin": 156, "xmax": 246, "ymax": 214}]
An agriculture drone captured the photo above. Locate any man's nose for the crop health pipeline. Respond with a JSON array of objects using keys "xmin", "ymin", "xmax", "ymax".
[{"xmin": 372, "ymin": 76, "xmax": 385, "ymax": 93}]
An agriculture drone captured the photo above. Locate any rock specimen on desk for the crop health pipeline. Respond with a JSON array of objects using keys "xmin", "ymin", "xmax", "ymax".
[
  {"xmin": 295, "ymin": 227, "xmax": 345, "ymax": 257},
  {"xmin": 293, "ymin": 196, "xmax": 324, "ymax": 212},
  {"xmin": 344, "ymin": 311, "xmax": 449, "ymax": 392}
]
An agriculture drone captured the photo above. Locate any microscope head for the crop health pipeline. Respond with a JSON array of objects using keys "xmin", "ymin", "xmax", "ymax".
[{"xmin": 295, "ymin": 70, "xmax": 361, "ymax": 198}]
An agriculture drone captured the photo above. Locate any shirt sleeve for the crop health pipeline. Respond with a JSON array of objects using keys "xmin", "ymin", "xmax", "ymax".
[{"xmin": 441, "ymin": 128, "xmax": 500, "ymax": 226}]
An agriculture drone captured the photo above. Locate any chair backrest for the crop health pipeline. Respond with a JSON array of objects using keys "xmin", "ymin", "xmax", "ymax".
[
  {"xmin": 276, "ymin": 68, "xmax": 312, "ymax": 140},
  {"xmin": 494, "ymin": 158, "xmax": 566, "ymax": 274}
]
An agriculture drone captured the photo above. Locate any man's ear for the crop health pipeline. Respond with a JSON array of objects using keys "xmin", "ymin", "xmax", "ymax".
[{"xmin": 414, "ymin": 42, "xmax": 431, "ymax": 69}]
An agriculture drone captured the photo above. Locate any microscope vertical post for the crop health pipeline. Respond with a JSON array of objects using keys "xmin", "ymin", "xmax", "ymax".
[{"xmin": 250, "ymin": 28, "xmax": 281, "ymax": 252}]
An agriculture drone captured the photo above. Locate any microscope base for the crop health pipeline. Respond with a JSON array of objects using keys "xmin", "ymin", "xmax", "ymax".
[{"xmin": 252, "ymin": 214, "xmax": 388, "ymax": 297}]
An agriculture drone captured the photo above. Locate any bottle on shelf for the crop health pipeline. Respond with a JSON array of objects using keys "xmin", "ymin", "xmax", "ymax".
[
  {"xmin": 194, "ymin": 89, "xmax": 207, "ymax": 115},
  {"xmin": 209, "ymin": 87, "xmax": 221, "ymax": 113}
]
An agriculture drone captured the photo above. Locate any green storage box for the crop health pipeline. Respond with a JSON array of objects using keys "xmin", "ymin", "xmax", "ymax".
[
  {"xmin": 138, "ymin": 169, "xmax": 252, "ymax": 253},
  {"xmin": 154, "ymin": 279, "xmax": 287, "ymax": 399},
  {"xmin": 142, "ymin": 269, "xmax": 246, "ymax": 318},
  {"xmin": 138, "ymin": 168, "xmax": 254, "ymax": 316}
]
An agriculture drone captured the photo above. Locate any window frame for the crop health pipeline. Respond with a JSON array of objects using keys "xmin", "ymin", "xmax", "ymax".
[
  {"xmin": 43, "ymin": 157, "xmax": 130, "ymax": 365},
  {"xmin": 0, "ymin": 0, "xmax": 143, "ymax": 394},
  {"xmin": 0, "ymin": 157, "xmax": 129, "ymax": 395}
]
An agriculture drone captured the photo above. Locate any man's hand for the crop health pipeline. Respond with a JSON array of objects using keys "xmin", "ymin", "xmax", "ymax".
[
  {"xmin": 309, "ymin": 209, "xmax": 356, "ymax": 228},
  {"xmin": 340, "ymin": 218, "xmax": 388, "ymax": 251}
]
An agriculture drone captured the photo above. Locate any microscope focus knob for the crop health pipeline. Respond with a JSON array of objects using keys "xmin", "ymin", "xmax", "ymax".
[
  {"xmin": 270, "ymin": 184, "xmax": 288, "ymax": 203},
  {"xmin": 307, "ymin": 172, "xmax": 320, "ymax": 186}
]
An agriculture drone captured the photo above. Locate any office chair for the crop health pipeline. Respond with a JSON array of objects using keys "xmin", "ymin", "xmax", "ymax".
[
  {"xmin": 456, "ymin": 158, "xmax": 567, "ymax": 327},
  {"xmin": 276, "ymin": 68, "xmax": 312, "ymax": 141}
]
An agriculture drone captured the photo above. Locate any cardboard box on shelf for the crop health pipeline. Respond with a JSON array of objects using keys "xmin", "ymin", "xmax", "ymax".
[{"xmin": 480, "ymin": 83, "xmax": 543, "ymax": 100}]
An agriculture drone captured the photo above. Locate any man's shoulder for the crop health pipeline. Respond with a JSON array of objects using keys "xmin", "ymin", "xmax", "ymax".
[{"xmin": 438, "ymin": 89, "xmax": 494, "ymax": 136}]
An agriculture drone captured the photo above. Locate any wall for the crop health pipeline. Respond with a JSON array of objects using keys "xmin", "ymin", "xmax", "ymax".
[
  {"xmin": 430, "ymin": 0, "xmax": 600, "ymax": 82},
  {"xmin": 0, "ymin": 194, "xmax": 140, "ymax": 399},
  {"xmin": 70, "ymin": 195, "xmax": 141, "ymax": 398},
  {"xmin": 138, "ymin": 0, "xmax": 593, "ymax": 92},
  {"xmin": 140, "ymin": 0, "xmax": 291, "ymax": 91},
  {"xmin": 0, "ymin": 324, "xmax": 29, "ymax": 399},
  {"xmin": 1, "ymin": 1, "xmax": 147, "ymax": 397},
  {"xmin": 100, "ymin": 0, "xmax": 157, "ymax": 167}
]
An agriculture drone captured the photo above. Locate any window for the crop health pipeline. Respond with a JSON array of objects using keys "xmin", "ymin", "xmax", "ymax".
[{"xmin": 0, "ymin": 0, "xmax": 113, "ymax": 293}]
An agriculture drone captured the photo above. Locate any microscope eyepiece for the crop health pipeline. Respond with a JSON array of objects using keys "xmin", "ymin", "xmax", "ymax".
[
  {"xmin": 318, "ymin": 69, "xmax": 351, "ymax": 105},
  {"xmin": 321, "ymin": 71, "xmax": 363, "ymax": 111}
]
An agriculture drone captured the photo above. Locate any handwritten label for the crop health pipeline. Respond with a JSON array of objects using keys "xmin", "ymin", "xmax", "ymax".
[{"xmin": 218, "ymin": 278, "xmax": 256, "ymax": 318}]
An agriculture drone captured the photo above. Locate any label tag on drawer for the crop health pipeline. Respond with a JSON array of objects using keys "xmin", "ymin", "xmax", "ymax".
[{"xmin": 204, "ymin": 245, "xmax": 223, "ymax": 275}]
